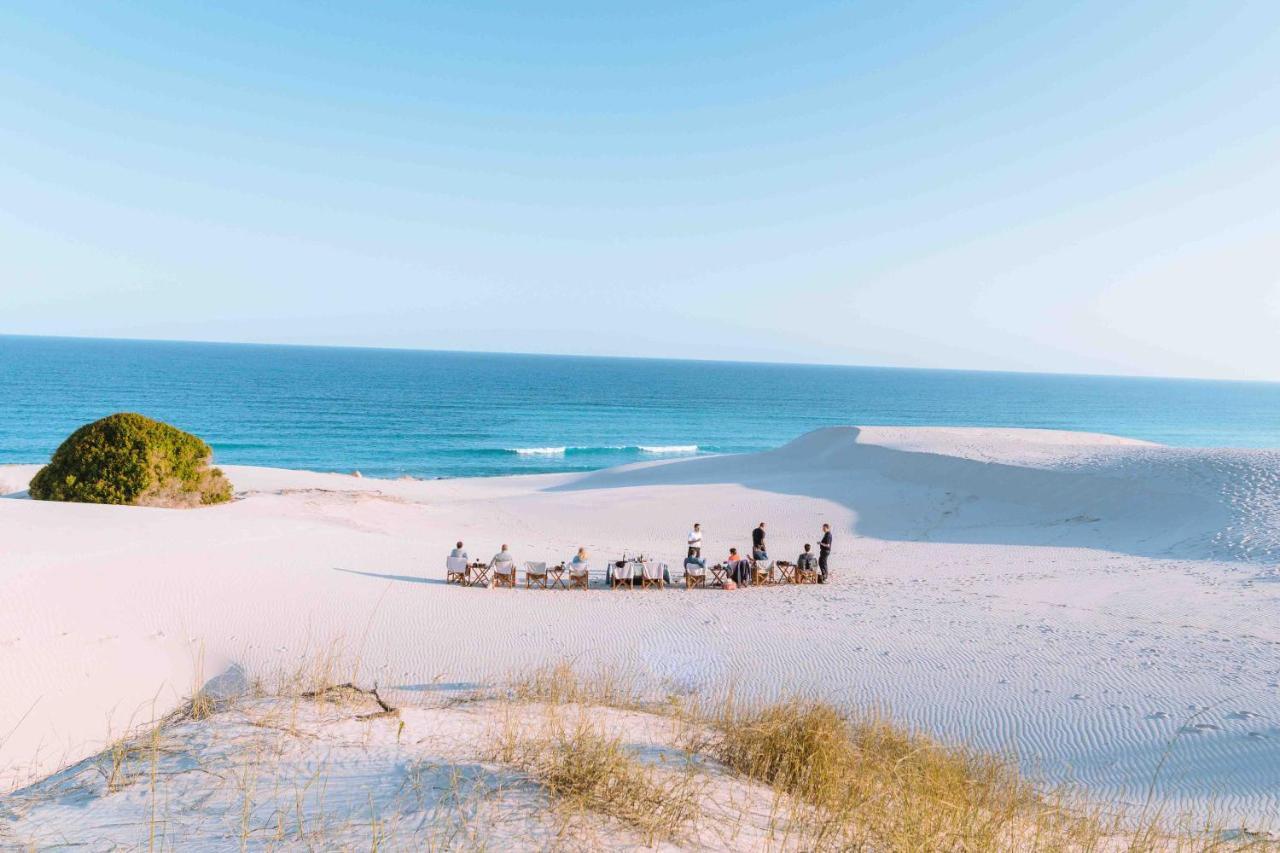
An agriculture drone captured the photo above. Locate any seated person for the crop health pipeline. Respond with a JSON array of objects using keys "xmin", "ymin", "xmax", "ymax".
[
  {"xmin": 568, "ymin": 548, "xmax": 589, "ymax": 580},
  {"xmin": 797, "ymin": 543, "xmax": 818, "ymax": 573},
  {"xmin": 684, "ymin": 553, "xmax": 706, "ymax": 570},
  {"xmin": 449, "ymin": 541, "xmax": 468, "ymax": 559},
  {"xmin": 725, "ymin": 548, "xmax": 749, "ymax": 584},
  {"xmin": 491, "ymin": 544, "xmax": 514, "ymax": 567}
]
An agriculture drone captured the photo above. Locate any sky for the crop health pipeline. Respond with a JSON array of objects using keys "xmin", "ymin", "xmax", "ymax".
[{"xmin": 1, "ymin": 1, "xmax": 1278, "ymax": 380}]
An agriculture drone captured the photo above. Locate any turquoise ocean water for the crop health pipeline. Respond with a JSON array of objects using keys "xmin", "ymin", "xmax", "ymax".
[{"xmin": 3, "ymin": 335, "xmax": 1279, "ymax": 479}]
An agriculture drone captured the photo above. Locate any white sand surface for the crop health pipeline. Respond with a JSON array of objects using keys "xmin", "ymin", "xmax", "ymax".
[{"xmin": 3, "ymin": 426, "xmax": 1280, "ymax": 828}]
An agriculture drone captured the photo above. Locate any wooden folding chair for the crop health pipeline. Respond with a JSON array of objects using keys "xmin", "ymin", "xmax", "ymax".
[
  {"xmin": 683, "ymin": 560, "xmax": 707, "ymax": 589},
  {"xmin": 641, "ymin": 560, "xmax": 666, "ymax": 589},
  {"xmin": 524, "ymin": 561, "xmax": 548, "ymax": 589},
  {"xmin": 796, "ymin": 559, "xmax": 820, "ymax": 584},
  {"xmin": 492, "ymin": 559, "xmax": 516, "ymax": 588},
  {"xmin": 568, "ymin": 561, "xmax": 590, "ymax": 589},
  {"xmin": 445, "ymin": 556, "xmax": 469, "ymax": 585},
  {"xmin": 752, "ymin": 560, "xmax": 775, "ymax": 586},
  {"xmin": 611, "ymin": 560, "xmax": 634, "ymax": 589}
]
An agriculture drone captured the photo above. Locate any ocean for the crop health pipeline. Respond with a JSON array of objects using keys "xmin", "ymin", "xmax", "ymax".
[{"xmin": 3, "ymin": 335, "xmax": 1279, "ymax": 479}]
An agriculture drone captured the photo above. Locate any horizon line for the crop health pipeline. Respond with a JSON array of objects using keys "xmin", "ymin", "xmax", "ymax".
[{"xmin": 2, "ymin": 331, "xmax": 1276, "ymax": 387}]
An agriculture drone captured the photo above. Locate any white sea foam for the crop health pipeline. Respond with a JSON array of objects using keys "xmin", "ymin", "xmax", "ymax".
[{"xmin": 506, "ymin": 444, "xmax": 698, "ymax": 456}]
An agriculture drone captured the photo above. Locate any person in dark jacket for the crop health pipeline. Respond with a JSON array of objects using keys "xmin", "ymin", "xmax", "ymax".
[
  {"xmin": 818, "ymin": 523, "xmax": 832, "ymax": 583},
  {"xmin": 751, "ymin": 522, "xmax": 767, "ymax": 560}
]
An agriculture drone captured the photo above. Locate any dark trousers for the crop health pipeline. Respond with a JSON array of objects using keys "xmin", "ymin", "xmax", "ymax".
[
  {"xmin": 688, "ymin": 546, "xmax": 701, "ymax": 558},
  {"xmin": 818, "ymin": 550, "xmax": 829, "ymax": 581}
]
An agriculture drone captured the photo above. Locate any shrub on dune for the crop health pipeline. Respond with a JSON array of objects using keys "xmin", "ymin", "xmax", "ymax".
[{"xmin": 29, "ymin": 412, "xmax": 232, "ymax": 507}]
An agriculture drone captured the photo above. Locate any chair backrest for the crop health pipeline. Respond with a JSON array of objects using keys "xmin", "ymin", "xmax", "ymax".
[
  {"xmin": 493, "ymin": 558, "xmax": 515, "ymax": 577},
  {"xmin": 615, "ymin": 561, "xmax": 634, "ymax": 581},
  {"xmin": 446, "ymin": 556, "xmax": 468, "ymax": 573},
  {"xmin": 525, "ymin": 561, "xmax": 547, "ymax": 574},
  {"xmin": 569, "ymin": 560, "xmax": 590, "ymax": 576},
  {"xmin": 642, "ymin": 560, "xmax": 665, "ymax": 580}
]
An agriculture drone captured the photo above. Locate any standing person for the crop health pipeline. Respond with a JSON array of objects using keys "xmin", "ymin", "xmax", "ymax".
[
  {"xmin": 818, "ymin": 523, "xmax": 832, "ymax": 583},
  {"xmin": 687, "ymin": 523, "xmax": 703, "ymax": 559},
  {"xmin": 752, "ymin": 521, "xmax": 768, "ymax": 560}
]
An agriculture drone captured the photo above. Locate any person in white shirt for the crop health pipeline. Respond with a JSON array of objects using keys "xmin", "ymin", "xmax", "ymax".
[
  {"xmin": 491, "ymin": 544, "xmax": 514, "ymax": 565},
  {"xmin": 687, "ymin": 523, "xmax": 703, "ymax": 559},
  {"xmin": 449, "ymin": 541, "xmax": 468, "ymax": 559}
]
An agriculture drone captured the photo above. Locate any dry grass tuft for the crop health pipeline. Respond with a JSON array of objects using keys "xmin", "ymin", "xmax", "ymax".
[
  {"xmin": 501, "ymin": 662, "xmax": 650, "ymax": 711},
  {"xmin": 704, "ymin": 697, "xmax": 1256, "ymax": 852},
  {"xmin": 492, "ymin": 711, "xmax": 700, "ymax": 846}
]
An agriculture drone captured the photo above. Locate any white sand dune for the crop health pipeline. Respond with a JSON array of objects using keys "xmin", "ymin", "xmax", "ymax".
[{"xmin": 2, "ymin": 426, "xmax": 1280, "ymax": 828}]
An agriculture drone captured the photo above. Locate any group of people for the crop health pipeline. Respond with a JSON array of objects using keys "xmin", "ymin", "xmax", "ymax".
[
  {"xmin": 448, "ymin": 520, "xmax": 833, "ymax": 587},
  {"xmin": 685, "ymin": 520, "xmax": 832, "ymax": 584}
]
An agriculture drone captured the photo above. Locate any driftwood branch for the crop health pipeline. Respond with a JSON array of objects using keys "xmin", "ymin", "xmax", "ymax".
[{"xmin": 301, "ymin": 682, "xmax": 399, "ymax": 720}]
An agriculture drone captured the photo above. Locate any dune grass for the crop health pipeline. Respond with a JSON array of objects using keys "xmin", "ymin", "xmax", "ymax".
[
  {"xmin": 491, "ymin": 711, "xmax": 701, "ymax": 846},
  {"xmin": 7, "ymin": 658, "xmax": 1277, "ymax": 851},
  {"xmin": 489, "ymin": 666, "xmax": 1276, "ymax": 851}
]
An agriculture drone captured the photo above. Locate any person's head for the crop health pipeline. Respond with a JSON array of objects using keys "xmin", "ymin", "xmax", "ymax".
[
  {"xmin": 759, "ymin": 521, "xmax": 766, "ymax": 529},
  {"xmin": 729, "ymin": 547, "xmax": 738, "ymax": 556},
  {"xmin": 804, "ymin": 543, "xmax": 811, "ymax": 552},
  {"xmin": 577, "ymin": 547, "xmax": 587, "ymax": 557},
  {"xmin": 456, "ymin": 540, "xmax": 464, "ymax": 549},
  {"xmin": 822, "ymin": 523, "xmax": 830, "ymax": 532},
  {"xmin": 500, "ymin": 543, "xmax": 509, "ymax": 552},
  {"xmin": 693, "ymin": 522, "xmax": 701, "ymax": 530}
]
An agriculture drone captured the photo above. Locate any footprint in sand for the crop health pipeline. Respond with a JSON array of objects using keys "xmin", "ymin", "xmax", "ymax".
[{"xmin": 1147, "ymin": 711, "xmax": 1170, "ymax": 720}]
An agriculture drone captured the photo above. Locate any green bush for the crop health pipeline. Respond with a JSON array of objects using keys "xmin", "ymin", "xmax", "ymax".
[{"xmin": 29, "ymin": 413, "xmax": 233, "ymax": 507}]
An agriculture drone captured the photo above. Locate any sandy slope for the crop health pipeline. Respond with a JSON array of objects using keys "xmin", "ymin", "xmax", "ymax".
[{"xmin": 2, "ymin": 426, "xmax": 1280, "ymax": 826}]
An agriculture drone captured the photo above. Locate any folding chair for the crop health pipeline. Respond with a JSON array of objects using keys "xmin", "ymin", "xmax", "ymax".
[
  {"xmin": 752, "ymin": 560, "xmax": 775, "ymax": 586},
  {"xmin": 796, "ymin": 559, "xmax": 820, "ymax": 584},
  {"xmin": 568, "ymin": 560, "xmax": 590, "ymax": 590},
  {"xmin": 611, "ymin": 560, "xmax": 634, "ymax": 589},
  {"xmin": 524, "ymin": 561, "xmax": 548, "ymax": 589},
  {"xmin": 492, "ymin": 558, "xmax": 517, "ymax": 588},
  {"xmin": 641, "ymin": 560, "xmax": 666, "ymax": 590},
  {"xmin": 445, "ymin": 556, "xmax": 469, "ymax": 585},
  {"xmin": 683, "ymin": 560, "xmax": 707, "ymax": 589}
]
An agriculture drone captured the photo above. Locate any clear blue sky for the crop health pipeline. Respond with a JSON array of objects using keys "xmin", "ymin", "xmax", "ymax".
[{"xmin": 2, "ymin": 2, "xmax": 1278, "ymax": 379}]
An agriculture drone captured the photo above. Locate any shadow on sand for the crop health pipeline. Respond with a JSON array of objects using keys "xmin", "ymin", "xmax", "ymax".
[
  {"xmin": 544, "ymin": 427, "xmax": 1231, "ymax": 561},
  {"xmin": 333, "ymin": 567, "xmax": 448, "ymax": 586}
]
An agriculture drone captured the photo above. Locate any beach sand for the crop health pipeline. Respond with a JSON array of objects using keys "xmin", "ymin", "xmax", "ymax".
[{"xmin": 2, "ymin": 426, "xmax": 1279, "ymax": 829}]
